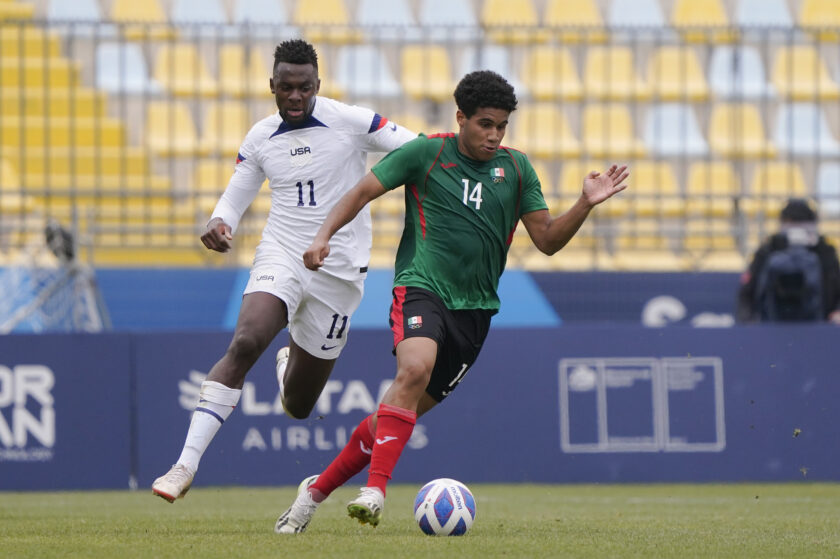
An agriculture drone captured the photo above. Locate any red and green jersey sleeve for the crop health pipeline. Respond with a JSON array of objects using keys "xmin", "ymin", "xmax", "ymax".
[{"xmin": 371, "ymin": 134, "xmax": 547, "ymax": 312}]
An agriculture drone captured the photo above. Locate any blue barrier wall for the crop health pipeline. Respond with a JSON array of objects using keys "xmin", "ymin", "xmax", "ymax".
[
  {"xmin": 1, "ymin": 326, "xmax": 837, "ymax": 490},
  {"xmin": 92, "ymin": 269, "xmax": 739, "ymax": 330}
]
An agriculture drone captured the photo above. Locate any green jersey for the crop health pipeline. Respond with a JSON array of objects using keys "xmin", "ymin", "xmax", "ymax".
[{"xmin": 371, "ymin": 133, "xmax": 548, "ymax": 312}]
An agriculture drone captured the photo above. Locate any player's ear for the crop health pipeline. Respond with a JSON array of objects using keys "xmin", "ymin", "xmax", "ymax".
[
  {"xmin": 455, "ymin": 110, "xmax": 467, "ymax": 128},
  {"xmin": 315, "ymin": 77, "xmax": 321, "ymax": 95},
  {"xmin": 269, "ymin": 78, "xmax": 275, "ymax": 95}
]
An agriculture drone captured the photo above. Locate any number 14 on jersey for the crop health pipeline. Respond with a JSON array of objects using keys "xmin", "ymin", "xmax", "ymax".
[{"xmin": 462, "ymin": 179, "xmax": 483, "ymax": 210}]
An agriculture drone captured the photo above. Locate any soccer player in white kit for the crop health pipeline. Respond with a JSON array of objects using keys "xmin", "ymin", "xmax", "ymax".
[{"xmin": 152, "ymin": 39, "xmax": 416, "ymax": 503}]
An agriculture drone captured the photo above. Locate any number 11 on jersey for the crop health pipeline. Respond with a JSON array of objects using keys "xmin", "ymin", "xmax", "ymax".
[{"xmin": 297, "ymin": 180, "xmax": 316, "ymax": 207}]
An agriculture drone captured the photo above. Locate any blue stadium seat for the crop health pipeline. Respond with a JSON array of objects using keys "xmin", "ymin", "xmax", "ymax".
[
  {"xmin": 356, "ymin": 0, "xmax": 422, "ymax": 42},
  {"xmin": 335, "ymin": 45, "xmax": 402, "ymax": 99},
  {"xmin": 774, "ymin": 103, "xmax": 840, "ymax": 156},
  {"xmin": 95, "ymin": 42, "xmax": 163, "ymax": 94},
  {"xmin": 709, "ymin": 46, "xmax": 775, "ymax": 99},
  {"xmin": 644, "ymin": 103, "xmax": 709, "ymax": 156}
]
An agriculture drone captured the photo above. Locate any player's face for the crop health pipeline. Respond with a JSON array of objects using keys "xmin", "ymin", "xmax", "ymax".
[
  {"xmin": 270, "ymin": 62, "xmax": 320, "ymax": 125},
  {"xmin": 456, "ymin": 107, "xmax": 509, "ymax": 162}
]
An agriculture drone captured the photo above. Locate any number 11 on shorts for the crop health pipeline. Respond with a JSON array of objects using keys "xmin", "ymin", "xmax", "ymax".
[{"xmin": 327, "ymin": 313, "xmax": 348, "ymax": 339}]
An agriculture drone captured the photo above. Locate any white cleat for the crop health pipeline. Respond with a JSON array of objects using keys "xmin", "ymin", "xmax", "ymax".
[
  {"xmin": 152, "ymin": 464, "xmax": 194, "ymax": 503},
  {"xmin": 276, "ymin": 346, "xmax": 289, "ymax": 395},
  {"xmin": 347, "ymin": 486, "xmax": 384, "ymax": 527},
  {"xmin": 275, "ymin": 475, "xmax": 320, "ymax": 534}
]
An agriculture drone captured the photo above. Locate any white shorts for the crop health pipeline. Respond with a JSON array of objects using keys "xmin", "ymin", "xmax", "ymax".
[{"xmin": 243, "ymin": 247, "xmax": 365, "ymax": 359}]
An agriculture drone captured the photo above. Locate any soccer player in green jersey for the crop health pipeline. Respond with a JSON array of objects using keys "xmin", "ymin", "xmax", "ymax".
[{"xmin": 274, "ymin": 70, "xmax": 628, "ymax": 533}]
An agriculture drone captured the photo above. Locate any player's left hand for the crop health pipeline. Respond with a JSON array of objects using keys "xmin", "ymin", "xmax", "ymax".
[{"xmin": 582, "ymin": 164, "xmax": 629, "ymax": 207}]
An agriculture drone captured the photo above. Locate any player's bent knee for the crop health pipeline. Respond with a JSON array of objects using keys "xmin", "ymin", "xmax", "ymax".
[{"xmin": 281, "ymin": 394, "xmax": 316, "ymax": 420}]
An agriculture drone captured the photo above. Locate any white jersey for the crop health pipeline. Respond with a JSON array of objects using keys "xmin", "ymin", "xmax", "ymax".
[{"xmin": 210, "ymin": 96, "xmax": 416, "ymax": 280}]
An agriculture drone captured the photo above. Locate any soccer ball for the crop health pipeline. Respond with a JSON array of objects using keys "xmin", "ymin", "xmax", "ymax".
[{"xmin": 413, "ymin": 478, "xmax": 476, "ymax": 536}]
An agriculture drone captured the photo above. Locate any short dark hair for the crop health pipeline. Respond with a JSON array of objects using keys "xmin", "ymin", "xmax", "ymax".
[
  {"xmin": 781, "ymin": 198, "xmax": 818, "ymax": 223},
  {"xmin": 453, "ymin": 70, "xmax": 517, "ymax": 118},
  {"xmin": 273, "ymin": 39, "xmax": 318, "ymax": 72}
]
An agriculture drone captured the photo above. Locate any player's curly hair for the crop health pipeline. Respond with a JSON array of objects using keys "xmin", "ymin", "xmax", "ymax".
[
  {"xmin": 273, "ymin": 39, "xmax": 318, "ymax": 71},
  {"xmin": 454, "ymin": 70, "xmax": 517, "ymax": 118}
]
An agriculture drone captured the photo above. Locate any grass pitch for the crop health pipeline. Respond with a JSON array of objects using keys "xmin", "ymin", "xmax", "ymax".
[{"xmin": 2, "ymin": 483, "xmax": 838, "ymax": 558}]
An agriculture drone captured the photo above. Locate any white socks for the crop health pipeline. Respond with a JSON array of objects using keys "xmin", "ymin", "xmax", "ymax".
[{"xmin": 176, "ymin": 380, "xmax": 242, "ymax": 474}]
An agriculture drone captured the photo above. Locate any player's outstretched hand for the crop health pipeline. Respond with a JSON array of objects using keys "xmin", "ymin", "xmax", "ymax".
[
  {"xmin": 582, "ymin": 164, "xmax": 629, "ymax": 207},
  {"xmin": 303, "ymin": 239, "xmax": 330, "ymax": 271},
  {"xmin": 201, "ymin": 217, "xmax": 233, "ymax": 253}
]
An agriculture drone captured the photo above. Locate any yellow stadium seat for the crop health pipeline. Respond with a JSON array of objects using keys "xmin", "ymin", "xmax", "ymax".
[
  {"xmin": 557, "ymin": 160, "xmax": 606, "ymax": 201},
  {"xmin": 145, "ymin": 101, "xmax": 207, "ymax": 156},
  {"xmin": 685, "ymin": 161, "xmax": 741, "ymax": 218},
  {"xmin": 771, "ymin": 46, "xmax": 840, "ymax": 100},
  {"xmin": 293, "ymin": 0, "xmax": 362, "ymax": 44},
  {"xmin": 0, "ymin": 87, "xmax": 105, "ymax": 118},
  {"xmin": 481, "ymin": 0, "xmax": 549, "ymax": 44},
  {"xmin": 0, "ymin": 157, "xmax": 18, "ymax": 190},
  {"xmin": 624, "ymin": 160, "xmax": 683, "ymax": 217},
  {"xmin": 683, "ymin": 219, "xmax": 745, "ymax": 271},
  {"xmin": 153, "ymin": 44, "xmax": 218, "ymax": 97},
  {"xmin": 583, "ymin": 47, "xmax": 651, "ymax": 101},
  {"xmin": 0, "ymin": 116, "xmax": 124, "ymax": 149},
  {"xmin": 0, "ymin": 25, "xmax": 60, "ymax": 58},
  {"xmin": 0, "ymin": 57, "xmax": 79, "ymax": 88},
  {"xmin": 400, "ymin": 46, "xmax": 455, "ymax": 102},
  {"xmin": 799, "ymin": 0, "xmax": 840, "ymax": 41},
  {"xmin": 309, "ymin": 44, "xmax": 344, "ymax": 100},
  {"xmin": 388, "ymin": 113, "xmax": 430, "ymax": 136},
  {"xmin": 582, "ymin": 104, "xmax": 645, "ymax": 159},
  {"xmin": 612, "ymin": 220, "xmax": 689, "ymax": 271},
  {"xmin": 0, "ymin": 1, "xmax": 34, "ymax": 21},
  {"xmin": 199, "ymin": 101, "xmax": 249, "ymax": 156},
  {"xmin": 543, "ymin": 0, "xmax": 606, "ymax": 43},
  {"xmin": 15, "ymin": 147, "xmax": 151, "ymax": 180},
  {"xmin": 671, "ymin": 0, "xmax": 735, "ymax": 43},
  {"xmin": 509, "ymin": 104, "xmax": 580, "ymax": 159},
  {"xmin": 647, "ymin": 47, "xmax": 709, "ymax": 101},
  {"xmin": 708, "ymin": 103, "xmax": 776, "ymax": 158},
  {"xmin": 520, "ymin": 46, "xmax": 582, "ymax": 101},
  {"xmin": 743, "ymin": 162, "xmax": 807, "ymax": 216},
  {"xmin": 192, "ymin": 159, "xmax": 234, "ymax": 196},
  {"xmin": 110, "ymin": 0, "xmax": 176, "ymax": 40},
  {"xmin": 219, "ymin": 44, "xmax": 271, "ymax": 98}
]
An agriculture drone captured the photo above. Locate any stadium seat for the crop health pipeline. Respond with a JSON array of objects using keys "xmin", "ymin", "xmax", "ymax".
[
  {"xmin": 0, "ymin": 158, "xmax": 19, "ymax": 190},
  {"xmin": 735, "ymin": 0, "xmax": 793, "ymax": 28},
  {"xmin": 218, "ymin": 44, "xmax": 273, "ymax": 98},
  {"xmin": 0, "ymin": 87, "xmax": 105, "ymax": 118},
  {"xmin": 708, "ymin": 102, "xmax": 776, "ymax": 158},
  {"xmin": 418, "ymin": 0, "xmax": 479, "ymax": 42},
  {"xmin": 145, "ymin": 101, "xmax": 207, "ymax": 156},
  {"xmin": 110, "ymin": 0, "xmax": 176, "ymax": 40},
  {"xmin": 461, "ymin": 45, "xmax": 527, "ymax": 97},
  {"xmin": 356, "ymin": 0, "xmax": 422, "ymax": 42},
  {"xmin": 816, "ymin": 162, "xmax": 840, "ymax": 218},
  {"xmin": 0, "ymin": 25, "xmax": 60, "ymax": 58},
  {"xmin": 557, "ymin": 160, "xmax": 606, "ymax": 202},
  {"xmin": 685, "ymin": 161, "xmax": 741, "ymax": 218},
  {"xmin": 509, "ymin": 104, "xmax": 581, "ymax": 159},
  {"xmin": 623, "ymin": 160, "xmax": 683, "ymax": 218},
  {"xmin": 95, "ymin": 43, "xmax": 163, "ymax": 94},
  {"xmin": 744, "ymin": 162, "xmax": 808, "ymax": 216},
  {"xmin": 480, "ymin": 0, "xmax": 548, "ymax": 44},
  {"xmin": 0, "ymin": 57, "xmax": 79, "ymax": 88},
  {"xmin": 233, "ymin": 0, "xmax": 299, "ymax": 38},
  {"xmin": 612, "ymin": 220, "xmax": 689, "ymax": 271},
  {"xmin": 543, "ymin": 0, "xmax": 606, "ymax": 43},
  {"xmin": 671, "ymin": 0, "xmax": 735, "ymax": 43},
  {"xmin": 520, "ymin": 46, "xmax": 582, "ymax": 101},
  {"xmin": 582, "ymin": 104, "xmax": 646, "ymax": 159},
  {"xmin": 192, "ymin": 159, "xmax": 233, "ymax": 196},
  {"xmin": 153, "ymin": 43, "xmax": 219, "ymax": 97},
  {"xmin": 643, "ymin": 103, "xmax": 708, "ymax": 156},
  {"xmin": 171, "ymin": 0, "xmax": 228, "ymax": 27},
  {"xmin": 647, "ymin": 46, "xmax": 709, "ymax": 101},
  {"xmin": 583, "ymin": 47, "xmax": 651, "ymax": 101},
  {"xmin": 773, "ymin": 103, "xmax": 840, "ymax": 156},
  {"xmin": 771, "ymin": 46, "xmax": 840, "ymax": 101},
  {"xmin": 1, "ymin": 116, "xmax": 124, "ymax": 149},
  {"xmin": 0, "ymin": 0, "xmax": 34, "ymax": 21},
  {"xmin": 799, "ymin": 0, "xmax": 840, "ymax": 41},
  {"xmin": 708, "ymin": 46, "xmax": 775, "ymax": 99},
  {"xmin": 683, "ymin": 219, "xmax": 745, "ymax": 271},
  {"xmin": 336, "ymin": 45, "xmax": 401, "ymax": 100},
  {"xmin": 292, "ymin": 0, "xmax": 362, "ymax": 44},
  {"xmin": 607, "ymin": 0, "xmax": 675, "ymax": 41},
  {"xmin": 199, "ymin": 101, "xmax": 250, "ymax": 156},
  {"xmin": 400, "ymin": 45, "xmax": 455, "ymax": 102}
]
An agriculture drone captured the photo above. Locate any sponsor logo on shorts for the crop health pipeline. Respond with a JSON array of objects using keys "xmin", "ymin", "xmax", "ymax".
[
  {"xmin": 321, "ymin": 344, "xmax": 338, "ymax": 351},
  {"xmin": 408, "ymin": 315, "xmax": 423, "ymax": 329},
  {"xmin": 256, "ymin": 274, "xmax": 274, "ymax": 282}
]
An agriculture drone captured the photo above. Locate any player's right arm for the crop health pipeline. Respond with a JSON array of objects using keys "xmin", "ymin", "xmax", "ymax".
[{"xmin": 303, "ymin": 172, "xmax": 387, "ymax": 270}]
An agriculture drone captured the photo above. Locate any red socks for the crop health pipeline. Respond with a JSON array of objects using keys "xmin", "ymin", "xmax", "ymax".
[
  {"xmin": 367, "ymin": 404, "xmax": 416, "ymax": 495},
  {"xmin": 310, "ymin": 414, "xmax": 376, "ymax": 501},
  {"xmin": 309, "ymin": 403, "xmax": 417, "ymax": 500}
]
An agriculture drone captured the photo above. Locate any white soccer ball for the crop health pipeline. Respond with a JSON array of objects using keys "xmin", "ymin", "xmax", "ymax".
[{"xmin": 413, "ymin": 478, "xmax": 476, "ymax": 536}]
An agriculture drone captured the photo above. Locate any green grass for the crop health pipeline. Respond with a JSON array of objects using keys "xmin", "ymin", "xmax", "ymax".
[{"xmin": 1, "ymin": 483, "xmax": 839, "ymax": 558}]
